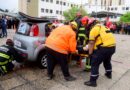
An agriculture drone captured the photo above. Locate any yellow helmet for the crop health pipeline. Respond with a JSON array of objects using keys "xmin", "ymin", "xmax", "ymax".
[{"xmin": 70, "ymin": 21, "xmax": 78, "ymax": 30}]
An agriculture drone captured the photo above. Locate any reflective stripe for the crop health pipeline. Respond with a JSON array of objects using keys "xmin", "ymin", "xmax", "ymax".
[
  {"xmin": 0, "ymin": 60, "xmax": 8, "ymax": 65},
  {"xmin": 0, "ymin": 53, "xmax": 10, "ymax": 59},
  {"xmin": 91, "ymin": 74, "xmax": 99, "ymax": 77},
  {"xmin": 78, "ymin": 34, "xmax": 86, "ymax": 38},
  {"xmin": 85, "ymin": 65, "xmax": 91, "ymax": 69},
  {"xmin": 79, "ymin": 27, "xmax": 85, "ymax": 30},
  {"xmin": 1, "ymin": 66, "xmax": 7, "ymax": 73},
  {"xmin": 106, "ymin": 70, "xmax": 112, "ymax": 72},
  {"xmin": 9, "ymin": 59, "xmax": 12, "ymax": 62}
]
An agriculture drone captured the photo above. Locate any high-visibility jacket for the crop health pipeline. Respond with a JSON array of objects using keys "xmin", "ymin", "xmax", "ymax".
[
  {"xmin": 45, "ymin": 25, "xmax": 77, "ymax": 54},
  {"xmin": 78, "ymin": 25, "xmax": 88, "ymax": 46},
  {"xmin": 89, "ymin": 24, "xmax": 116, "ymax": 50},
  {"xmin": 0, "ymin": 45, "xmax": 20, "ymax": 73}
]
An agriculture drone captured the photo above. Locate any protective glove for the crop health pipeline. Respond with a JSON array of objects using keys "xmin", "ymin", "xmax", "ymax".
[{"xmin": 83, "ymin": 45, "xmax": 89, "ymax": 51}]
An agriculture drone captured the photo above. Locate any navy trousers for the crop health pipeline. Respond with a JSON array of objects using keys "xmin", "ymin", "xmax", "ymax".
[{"xmin": 90, "ymin": 46, "xmax": 115, "ymax": 82}]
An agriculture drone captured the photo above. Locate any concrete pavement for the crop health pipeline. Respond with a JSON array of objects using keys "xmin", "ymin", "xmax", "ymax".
[{"xmin": 0, "ymin": 29, "xmax": 130, "ymax": 90}]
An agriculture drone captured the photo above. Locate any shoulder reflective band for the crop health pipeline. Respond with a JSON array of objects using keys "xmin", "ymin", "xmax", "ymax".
[
  {"xmin": 78, "ymin": 34, "xmax": 87, "ymax": 38},
  {"xmin": 79, "ymin": 27, "xmax": 85, "ymax": 30},
  {"xmin": 0, "ymin": 60, "xmax": 8, "ymax": 65},
  {"xmin": 0, "ymin": 53, "xmax": 10, "ymax": 59}
]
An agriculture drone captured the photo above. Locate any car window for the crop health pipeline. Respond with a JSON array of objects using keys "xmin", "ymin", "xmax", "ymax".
[{"xmin": 17, "ymin": 22, "xmax": 30, "ymax": 35}]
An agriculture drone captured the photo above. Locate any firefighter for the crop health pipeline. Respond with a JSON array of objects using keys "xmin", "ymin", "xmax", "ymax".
[
  {"xmin": 45, "ymin": 21, "xmax": 77, "ymax": 81},
  {"xmin": 82, "ymin": 17, "xmax": 116, "ymax": 87},
  {"xmin": 77, "ymin": 16, "xmax": 93, "ymax": 71},
  {"xmin": 77, "ymin": 19, "xmax": 88, "ymax": 46},
  {"xmin": 0, "ymin": 39, "xmax": 23, "ymax": 76}
]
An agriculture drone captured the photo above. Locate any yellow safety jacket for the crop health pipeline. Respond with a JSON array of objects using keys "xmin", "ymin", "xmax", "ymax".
[{"xmin": 89, "ymin": 24, "xmax": 116, "ymax": 50}]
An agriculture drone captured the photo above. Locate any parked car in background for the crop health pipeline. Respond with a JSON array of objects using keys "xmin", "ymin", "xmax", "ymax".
[{"xmin": 13, "ymin": 12, "xmax": 53, "ymax": 68}]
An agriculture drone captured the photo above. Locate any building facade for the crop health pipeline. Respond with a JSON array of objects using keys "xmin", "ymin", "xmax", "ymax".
[
  {"xmin": 19, "ymin": 0, "xmax": 79, "ymax": 20},
  {"xmin": 85, "ymin": 0, "xmax": 129, "ymax": 21}
]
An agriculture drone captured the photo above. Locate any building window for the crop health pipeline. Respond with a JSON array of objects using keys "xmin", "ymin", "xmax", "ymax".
[
  {"xmin": 56, "ymin": 10, "xmax": 59, "ymax": 14},
  {"xmin": 122, "ymin": 7, "xmax": 125, "ymax": 10},
  {"xmin": 63, "ymin": 2, "xmax": 66, "ymax": 6},
  {"xmin": 50, "ymin": 0, "xmax": 53, "ymax": 3},
  {"xmin": 27, "ymin": 0, "xmax": 31, "ymax": 2},
  {"xmin": 71, "ymin": 4, "xmax": 73, "ymax": 7},
  {"xmin": 68, "ymin": 3, "xmax": 69, "ymax": 6},
  {"xmin": 111, "ymin": 8, "xmax": 113, "ymax": 10},
  {"xmin": 107, "ymin": 7, "xmax": 110, "ymax": 11},
  {"xmin": 46, "ymin": 9, "xmax": 49, "ymax": 13},
  {"xmin": 56, "ymin": 1, "xmax": 59, "ymax": 4},
  {"xmin": 60, "ymin": 11, "xmax": 62, "ymax": 15},
  {"xmin": 41, "ymin": 8, "xmax": 44, "ymax": 12},
  {"xmin": 115, "ymin": 7, "xmax": 117, "ymax": 10},
  {"xmin": 46, "ymin": 0, "xmax": 49, "ymax": 2},
  {"xmin": 60, "ymin": 1, "xmax": 62, "ymax": 5},
  {"xmin": 41, "ymin": 0, "xmax": 44, "ymax": 1},
  {"xmin": 126, "ymin": 7, "xmax": 129, "ymax": 10},
  {"xmin": 50, "ymin": 10, "xmax": 53, "ymax": 13}
]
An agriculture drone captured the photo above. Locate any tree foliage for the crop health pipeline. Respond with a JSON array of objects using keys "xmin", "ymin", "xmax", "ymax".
[
  {"xmin": 63, "ymin": 6, "xmax": 88, "ymax": 21},
  {"xmin": 120, "ymin": 12, "xmax": 130, "ymax": 23}
]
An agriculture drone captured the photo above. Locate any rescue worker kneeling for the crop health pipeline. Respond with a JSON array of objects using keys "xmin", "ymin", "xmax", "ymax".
[
  {"xmin": 0, "ymin": 39, "xmax": 23, "ymax": 76},
  {"xmin": 45, "ymin": 21, "xmax": 77, "ymax": 81}
]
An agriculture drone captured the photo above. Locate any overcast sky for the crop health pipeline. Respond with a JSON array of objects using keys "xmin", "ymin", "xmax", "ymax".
[
  {"xmin": 0, "ymin": 0, "xmax": 87, "ymax": 12},
  {"xmin": 0, "ymin": 0, "xmax": 18, "ymax": 12}
]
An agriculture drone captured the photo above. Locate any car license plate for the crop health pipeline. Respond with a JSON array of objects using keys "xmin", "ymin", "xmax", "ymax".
[{"xmin": 14, "ymin": 40, "xmax": 21, "ymax": 47}]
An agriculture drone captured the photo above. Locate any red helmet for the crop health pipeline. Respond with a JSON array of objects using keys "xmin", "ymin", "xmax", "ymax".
[
  {"xmin": 81, "ymin": 16, "xmax": 95, "ymax": 26},
  {"xmin": 81, "ymin": 16, "xmax": 89, "ymax": 26}
]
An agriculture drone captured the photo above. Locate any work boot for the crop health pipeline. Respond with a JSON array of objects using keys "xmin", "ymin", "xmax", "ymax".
[
  {"xmin": 64, "ymin": 75, "xmax": 76, "ymax": 81},
  {"xmin": 84, "ymin": 81, "xmax": 97, "ymax": 87},
  {"xmin": 105, "ymin": 73, "xmax": 112, "ymax": 79},
  {"xmin": 47, "ymin": 74, "xmax": 55, "ymax": 80}
]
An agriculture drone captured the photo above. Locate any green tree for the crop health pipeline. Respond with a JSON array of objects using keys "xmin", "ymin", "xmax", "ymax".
[
  {"xmin": 63, "ymin": 6, "xmax": 88, "ymax": 21},
  {"xmin": 120, "ymin": 12, "xmax": 130, "ymax": 23}
]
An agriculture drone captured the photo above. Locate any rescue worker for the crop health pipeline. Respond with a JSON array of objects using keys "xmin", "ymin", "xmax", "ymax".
[
  {"xmin": 82, "ymin": 17, "xmax": 116, "ymax": 87},
  {"xmin": 45, "ymin": 21, "xmax": 77, "ymax": 81},
  {"xmin": 0, "ymin": 39, "xmax": 23, "ymax": 76},
  {"xmin": 77, "ymin": 16, "xmax": 93, "ymax": 71},
  {"xmin": 77, "ymin": 19, "xmax": 88, "ymax": 46}
]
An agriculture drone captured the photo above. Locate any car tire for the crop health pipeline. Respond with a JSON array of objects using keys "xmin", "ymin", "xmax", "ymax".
[{"xmin": 38, "ymin": 52, "xmax": 47, "ymax": 69}]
